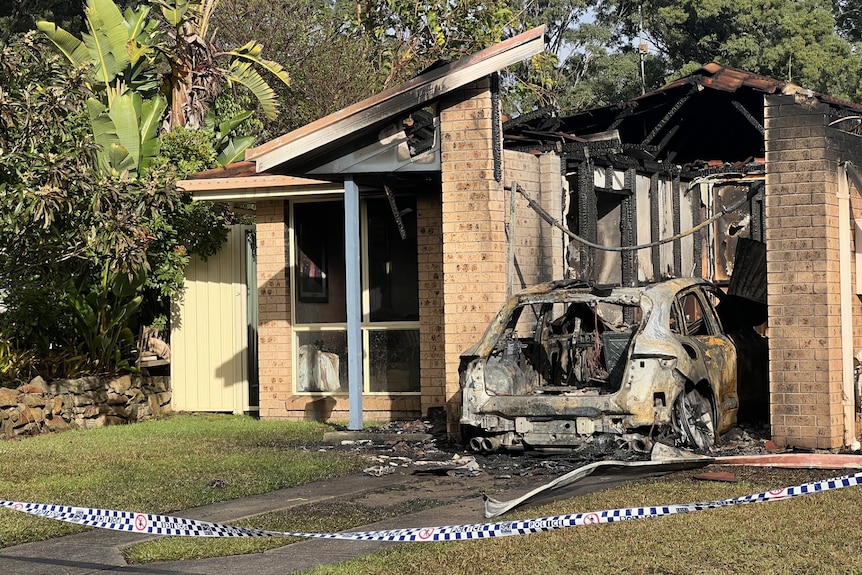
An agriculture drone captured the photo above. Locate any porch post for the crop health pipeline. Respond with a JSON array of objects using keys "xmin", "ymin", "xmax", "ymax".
[{"xmin": 344, "ymin": 176, "xmax": 364, "ymax": 429}]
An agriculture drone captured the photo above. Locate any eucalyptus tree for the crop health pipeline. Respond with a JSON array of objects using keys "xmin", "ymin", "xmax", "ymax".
[{"xmin": 555, "ymin": 0, "xmax": 862, "ymax": 107}]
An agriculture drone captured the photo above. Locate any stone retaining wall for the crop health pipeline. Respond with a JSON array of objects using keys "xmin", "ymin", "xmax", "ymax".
[{"xmin": 0, "ymin": 375, "xmax": 171, "ymax": 439}]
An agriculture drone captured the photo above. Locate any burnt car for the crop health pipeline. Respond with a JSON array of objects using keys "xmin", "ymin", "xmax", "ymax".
[{"xmin": 459, "ymin": 277, "xmax": 768, "ymax": 453}]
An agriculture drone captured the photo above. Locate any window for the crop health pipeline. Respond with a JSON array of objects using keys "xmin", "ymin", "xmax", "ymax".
[
  {"xmin": 293, "ymin": 202, "xmax": 345, "ymax": 324},
  {"xmin": 676, "ymin": 291, "xmax": 714, "ymax": 336},
  {"xmin": 292, "ymin": 195, "xmax": 420, "ymax": 395}
]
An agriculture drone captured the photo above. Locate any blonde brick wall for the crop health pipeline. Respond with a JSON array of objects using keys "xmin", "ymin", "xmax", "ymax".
[
  {"xmin": 255, "ymin": 200, "xmax": 292, "ymax": 419},
  {"xmin": 503, "ymin": 150, "xmax": 565, "ymax": 290},
  {"xmin": 418, "ymin": 194, "xmax": 446, "ymax": 415},
  {"xmin": 764, "ymin": 94, "xmax": 862, "ymax": 449},
  {"xmin": 439, "ymin": 79, "xmax": 505, "ymax": 434}
]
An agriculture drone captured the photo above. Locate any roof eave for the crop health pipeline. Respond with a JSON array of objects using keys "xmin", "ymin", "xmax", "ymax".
[
  {"xmin": 178, "ymin": 174, "xmax": 342, "ymax": 201},
  {"xmin": 246, "ymin": 26, "xmax": 546, "ymax": 173}
]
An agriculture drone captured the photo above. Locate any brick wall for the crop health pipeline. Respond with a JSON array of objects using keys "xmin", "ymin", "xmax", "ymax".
[
  {"xmin": 255, "ymin": 200, "xmax": 291, "ymax": 419},
  {"xmin": 418, "ymin": 194, "xmax": 445, "ymax": 416},
  {"xmin": 503, "ymin": 150, "xmax": 564, "ymax": 290},
  {"xmin": 437, "ymin": 79, "xmax": 567, "ymax": 435},
  {"xmin": 764, "ymin": 94, "xmax": 862, "ymax": 449},
  {"xmin": 439, "ymin": 78, "xmax": 507, "ymax": 434}
]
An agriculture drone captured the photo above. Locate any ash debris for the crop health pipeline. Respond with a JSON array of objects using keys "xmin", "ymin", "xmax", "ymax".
[{"xmin": 323, "ymin": 413, "xmax": 778, "ymax": 480}]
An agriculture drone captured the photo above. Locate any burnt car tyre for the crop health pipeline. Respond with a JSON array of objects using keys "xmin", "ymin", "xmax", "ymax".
[{"xmin": 674, "ymin": 388, "xmax": 716, "ymax": 452}]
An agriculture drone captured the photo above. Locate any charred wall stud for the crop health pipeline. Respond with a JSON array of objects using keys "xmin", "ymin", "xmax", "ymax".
[
  {"xmin": 650, "ymin": 173, "xmax": 661, "ymax": 280},
  {"xmin": 691, "ymin": 184, "xmax": 704, "ymax": 278},
  {"xmin": 672, "ymin": 174, "xmax": 682, "ymax": 276},
  {"xmin": 622, "ymin": 167, "xmax": 637, "ymax": 288}
]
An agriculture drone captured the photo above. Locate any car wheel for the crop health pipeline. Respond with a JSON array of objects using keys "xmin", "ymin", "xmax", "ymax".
[{"xmin": 674, "ymin": 388, "xmax": 716, "ymax": 452}]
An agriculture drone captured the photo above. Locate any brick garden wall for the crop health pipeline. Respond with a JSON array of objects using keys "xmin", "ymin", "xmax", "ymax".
[{"xmin": 764, "ymin": 93, "xmax": 862, "ymax": 449}]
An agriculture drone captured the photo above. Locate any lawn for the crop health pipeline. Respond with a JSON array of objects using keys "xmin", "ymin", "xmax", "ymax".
[
  {"xmin": 5, "ymin": 415, "xmax": 862, "ymax": 574},
  {"xmin": 0, "ymin": 413, "xmax": 365, "ymax": 548},
  {"xmin": 304, "ymin": 467, "xmax": 862, "ymax": 575}
]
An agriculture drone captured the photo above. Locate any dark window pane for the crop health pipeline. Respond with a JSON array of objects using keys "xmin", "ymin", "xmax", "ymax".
[
  {"xmin": 368, "ymin": 330, "xmax": 420, "ymax": 392},
  {"xmin": 366, "ymin": 197, "xmax": 418, "ymax": 321},
  {"xmin": 294, "ymin": 202, "xmax": 346, "ymax": 323}
]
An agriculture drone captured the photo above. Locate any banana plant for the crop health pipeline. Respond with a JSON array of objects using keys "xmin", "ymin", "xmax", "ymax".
[
  {"xmin": 40, "ymin": 0, "xmax": 290, "ymax": 172},
  {"xmin": 66, "ymin": 265, "xmax": 146, "ymax": 374},
  {"xmin": 37, "ymin": 0, "xmax": 162, "ymax": 104},
  {"xmin": 86, "ymin": 92, "xmax": 167, "ymax": 176},
  {"xmin": 155, "ymin": 0, "xmax": 290, "ymax": 130}
]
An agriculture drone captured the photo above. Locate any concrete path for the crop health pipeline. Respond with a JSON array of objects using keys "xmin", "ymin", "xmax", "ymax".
[
  {"xmin": 0, "ymin": 453, "xmax": 707, "ymax": 575},
  {"xmin": 0, "ymin": 470, "xmax": 519, "ymax": 575}
]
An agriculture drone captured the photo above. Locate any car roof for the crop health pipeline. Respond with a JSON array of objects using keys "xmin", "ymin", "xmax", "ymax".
[{"xmin": 513, "ymin": 277, "xmax": 711, "ymax": 305}]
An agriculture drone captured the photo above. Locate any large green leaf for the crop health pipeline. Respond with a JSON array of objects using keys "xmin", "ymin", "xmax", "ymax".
[
  {"xmin": 82, "ymin": 0, "xmax": 132, "ymax": 86},
  {"xmin": 227, "ymin": 41, "xmax": 291, "ymax": 86},
  {"xmin": 36, "ymin": 21, "xmax": 91, "ymax": 66},
  {"xmin": 108, "ymin": 92, "xmax": 143, "ymax": 172},
  {"xmin": 87, "ymin": 98, "xmax": 122, "ymax": 173},
  {"xmin": 226, "ymin": 61, "xmax": 279, "ymax": 119},
  {"xmin": 140, "ymin": 96, "xmax": 168, "ymax": 168},
  {"xmin": 157, "ymin": 0, "xmax": 193, "ymax": 28},
  {"xmin": 216, "ymin": 135, "xmax": 255, "ymax": 166}
]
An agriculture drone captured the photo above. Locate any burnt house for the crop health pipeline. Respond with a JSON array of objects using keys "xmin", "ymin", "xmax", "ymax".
[
  {"xmin": 504, "ymin": 62, "xmax": 862, "ymax": 449},
  {"xmin": 178, "ymin": 35, "xmax": 862, "ymax": 451}
]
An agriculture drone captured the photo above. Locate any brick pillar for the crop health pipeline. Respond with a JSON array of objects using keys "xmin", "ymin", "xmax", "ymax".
[
  {"xmin": 418, "ymin": 195, "xmax": 445, "ymax": 416},
  {"xmin": 439, "ymin": 78, "xmax": 508, "ymax": 437},
  {"xmin": 764, "ymin": 94, "xmax": 845, "ymax": 449},
  {"xmin": 255, "ymin": 200, "xmax": 292, "ymax": 419}
]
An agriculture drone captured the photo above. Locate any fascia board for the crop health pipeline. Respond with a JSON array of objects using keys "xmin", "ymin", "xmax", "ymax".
[{"xmin": 247, "ymin": 27, "xmax": 545, "ymax": 174}]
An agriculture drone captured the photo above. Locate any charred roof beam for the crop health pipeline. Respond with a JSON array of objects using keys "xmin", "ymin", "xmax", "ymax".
[
  {"xmin": 731, "ymin": 100, "xmax": 764, "ymax": 135},
  {"xmin": 608, "ymin": 103, "xmax": 637, "ymax": 130},
  {"xmin": 641, "ymin": 88, "xmax": 696, "ymax": 146}
]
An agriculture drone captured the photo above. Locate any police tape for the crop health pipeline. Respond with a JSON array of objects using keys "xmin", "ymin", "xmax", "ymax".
[{"xmin": 2, "ymin": 471, "xmax": 861, "ymax": 543}]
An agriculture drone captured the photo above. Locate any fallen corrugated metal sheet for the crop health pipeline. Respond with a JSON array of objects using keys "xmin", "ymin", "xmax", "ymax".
[
  {"xmin": 483, "ymin": 446, "xmax": 862, "ymax": 517},
  {"xmin": 484, "ymin": 443, "xmax": 712, "ymax": 517}
]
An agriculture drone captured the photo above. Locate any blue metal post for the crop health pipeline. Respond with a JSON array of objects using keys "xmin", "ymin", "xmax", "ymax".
[{"xmin": 344, "ymin": 177, "xmax": 364, "ymax": 430}]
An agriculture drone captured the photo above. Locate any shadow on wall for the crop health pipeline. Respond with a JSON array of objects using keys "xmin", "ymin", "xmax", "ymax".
[{"xmin": 304, "ymin": 396, "xmax": 337, "ymax": 421}]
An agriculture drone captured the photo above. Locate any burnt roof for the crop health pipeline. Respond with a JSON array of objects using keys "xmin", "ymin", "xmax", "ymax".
[{"xmin": 504, "ymin": 62, "xmax": 862, "ymax": 168}]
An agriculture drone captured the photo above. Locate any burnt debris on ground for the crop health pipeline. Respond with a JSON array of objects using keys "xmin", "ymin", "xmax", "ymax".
[{"xmin": 322, "ymin": 415, "xmax": 779, "ymax": 481}]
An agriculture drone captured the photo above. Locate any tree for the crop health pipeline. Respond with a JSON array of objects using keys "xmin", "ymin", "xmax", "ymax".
[
  {"xmin": 0, "ymin": 32, "xmax": 180, "ymax": 378},
  {"xmin": 511, "ymin": 0, "xmax": 862, "ymax": 114},
  {"xmin": 0, "ymin": 0, "xmax": 85, "ymax": 42},
  {"xmin": 211, "ymin": 0, "xmax": 520, "ymax": 136},
  {"xmin": 37, "ymin": 0, "xmax": 290, "ymax": 171},
  {"xmin": 634, "ymin": 0, "xmax": 862, "ymax": 100},
  {"xmin": 353, "ymin": 0, "xmax": 516, "ymax": 87},
  {"xmin": 835, "ymin": 0, "xmax": 862, "ymax": 42},
  {"xmin": 212, "ymin": 0, "xmax": 384, "ymax": 135}
]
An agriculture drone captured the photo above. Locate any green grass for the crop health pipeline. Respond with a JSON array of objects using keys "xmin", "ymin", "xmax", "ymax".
[
  {"xmin": 0, "ymin": 413, "xmax": 364, "ymax": 548},
  {"xmin": 304, "ymin": 472, "xmax": 862, "ymax": 575},
  {"xmin": 123, "ymin": 497, "xmax": 443, "ymax": 563}
]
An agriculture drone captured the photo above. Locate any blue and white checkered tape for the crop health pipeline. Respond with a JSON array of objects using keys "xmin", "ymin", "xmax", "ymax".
[{"xmin": 2, "ymin": 472, "xmax": 861, "ymax": 542}]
